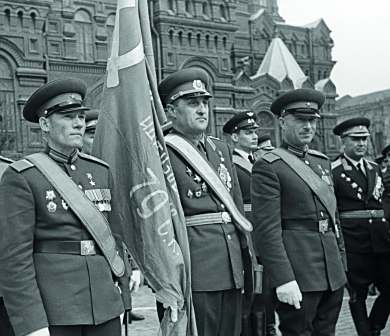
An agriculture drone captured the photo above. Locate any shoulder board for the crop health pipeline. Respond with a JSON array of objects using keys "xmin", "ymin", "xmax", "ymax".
[
  {"xmin": 331, "ymin": 157, "xmax": 342, "ymax": 170},
  {"xmin": 365, "ymin": 159, "xmax": 377, "ymax": 166},
  {"xmin": 0, "ymin": 155, "xmax": 13, "ymax": 164},
  {"xmin": 10, "ymin": 159, "xmax": 35, "ymax": 172},
  {"xmin": 308, "ymin": 149, "xmax": 328, "ymax": 160},
  {"xmin": 208, "ymin": 135, "xmax": 222, "ymax": 142},
  {"xmin": 78, "ymin": 152, "xmax": 109, "ymax": 168},
  {"xmin": 262, "ymin": 152, "xmax": 281, "ymax": 163}
]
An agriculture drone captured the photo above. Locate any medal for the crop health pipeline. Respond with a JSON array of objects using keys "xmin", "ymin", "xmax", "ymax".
[
  {"xmin": 218, "ymin": 163, "xmax": 232, "ymax": 191},
  {"xmin": 46, "ymin": 190, "xmax": 56, "ymax": 200},
  {"xmin": 62, "ymin": 199, "xmax": 69, "ymax": 210},
  {"xmin": 47, "ymin": 201, "xmax": 57, "ymax": 213}
]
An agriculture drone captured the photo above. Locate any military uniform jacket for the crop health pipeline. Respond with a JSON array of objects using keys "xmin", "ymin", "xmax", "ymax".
[
  {"xmin": 233, "ymin": 149, "xmax": 252, "ymax": 205},
  {"xmin": 332, "ymin": 155, "xmax": 390, "ymax": 253},
  {"xmin": 0, "ymin": 149, "xmax": 124, "ymax": 336},
  {"xmin": 251, "ymin": 144, "xmax": 347, "ymax": 292},
  {"xmin": 167, "ymin": 132, "xmax": 245, "ymax": 292}
]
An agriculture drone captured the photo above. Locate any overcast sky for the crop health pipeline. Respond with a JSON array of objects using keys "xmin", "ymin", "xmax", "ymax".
[{"xmin": 278, "ymin": 0, "xmax": 390, "ymax": 98}]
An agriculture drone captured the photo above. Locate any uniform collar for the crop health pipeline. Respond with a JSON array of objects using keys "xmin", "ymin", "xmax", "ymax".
[
  {"xmin": 343, "ymin": 154, "xmax": 364, "ymax": 169},
  {"xmin": 45, "ymin": 146, "xmax": 78, "ymax": 164},
  {"xmin": 234, "ymin": 148, "xmax": 252, "ymax": 162},
  {"xmin": 282, "ymin": 142, "xmax": 308, "ymax": 158}
]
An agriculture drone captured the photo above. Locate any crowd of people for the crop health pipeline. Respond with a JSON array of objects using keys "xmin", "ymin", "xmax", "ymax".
[{"xmin": 0, "ymin": 67, "xmax": 389, "ymax": 336}]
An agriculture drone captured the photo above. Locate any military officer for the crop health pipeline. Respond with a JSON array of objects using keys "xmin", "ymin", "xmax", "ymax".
[
  {"xmin": 223, "ymin": 112, "xmax": 266, "ymax": 336},
  {"xmin": 251, "ymin": 88, "xmax": 347, "ymax": 336},
  {"xmin": 0, "ymin": 79, "xmax": 128, "ymax": 336},
  {"xmin": 0, "ymin": 155, "xmax": 15, "ymax": 336},
  {"xmin": 159, "ymin": 68, "xmax": 257, "ymax": 336},
  {"xmin": 82, "ymin": 109, "xmax": 99, "ymax": 155},
  {"xmin": 332, "ymin": 118, "xmax": 390, "ymax": 336},
  {"xmin": 254, "ymin": 134, "xmax": 275, "ymax": 160}
]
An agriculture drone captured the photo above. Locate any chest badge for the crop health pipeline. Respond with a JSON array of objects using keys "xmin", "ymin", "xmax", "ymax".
[
  {"xmin": 47, "ymin": 201, "xmax": 57, "ymax": 213},
  {"xmin": 86, "ymin": 173, "xmax": 96, "ymax": 186},
  {"xmin": 218, "ymin": 163, "xmax": 232, "ymax": 191}
]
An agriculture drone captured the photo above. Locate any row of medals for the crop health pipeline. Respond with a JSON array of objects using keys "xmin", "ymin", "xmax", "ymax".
[{"xmin": 45, "ymin": 189, "xmax": 111, "ymax": 213}]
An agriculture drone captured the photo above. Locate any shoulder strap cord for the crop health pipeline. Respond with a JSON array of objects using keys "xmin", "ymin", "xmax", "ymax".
[
  {"xmin": 165, "ymin": 134, "xmax": 252, "ymax": 233},
  {"xmin": 272, "ymin": 148, "xmax": 339, "ymax": 237},
  {"xmin": 27, "ymin": 153, "xmax": 125, "ymax": 277}
]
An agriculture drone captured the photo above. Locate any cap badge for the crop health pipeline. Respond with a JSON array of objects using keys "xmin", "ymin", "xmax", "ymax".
[
  {"xmin": 193, "ymin": 80, "xmax": 205, "ymax": 90},
  {"xmin": 246, "ymin": 112, "xmax": 254, "ymax": 117},
  {"xmin": 247, "ymin": 118, "xmax": 255, "ymax": 125},
  {"xmin": 306, "ymin": 102, "xmax": 312, "ymax": 107}
]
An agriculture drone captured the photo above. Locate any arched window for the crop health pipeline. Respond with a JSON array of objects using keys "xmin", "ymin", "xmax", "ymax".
[
  {"xmin": 188, "ymin": 32, "xmax": 192, "ymax": 47},
  {"xmin": 214, "ymin": 35, "xmax": 218, "ymax": 50},
  {"xmin": 74, "ymin": 9, "xmax": 93, "ymax": 62},
  {"xmin": 4, "ymin": 9, "xmax": 11, "ymax": 29},
  {"xmin": 178, "ymin": 31, "xmax": 183, "ymax": 46},
  {"xmin": 219, "ymin": 4, "xmax": 227, "ymax": 21},
  {"xmin": 168, "ymin": 0, "xmax": 176, "ymax": 12},
  {"xmin": 205, "ymin": 35, "xmax": 210, "ymax": 49},
  {"xmin": 169, "ymin": 30, "xmax": 174, "ymax": 47},
  {"xmin": 106, "ymin": 13, "xmax": 115, "ymax": 54},
  {"xmin": 196, "ymin": 33, "xmax": 201, "ymax": 49},
  {"xmin": 185, "ymin": 0, "xmax": 194, "ymax": 16},
  {"xmin": 17, "ymin": 11, "xmax": 23, "ymax": 30},
  {"xmin": 0, "ymin": 57, "xmax": 17, "ymax": 151},
  {"xmin": 222, "ymin": 36, "xmax": 227, "ymax": 50},
  {"xmin": 202, "ymin": 1, "xmax": 209, "ymax": 17},
  {"xmin": 30, "ymin": 12, "xmax": 36, "ymax": 31}
]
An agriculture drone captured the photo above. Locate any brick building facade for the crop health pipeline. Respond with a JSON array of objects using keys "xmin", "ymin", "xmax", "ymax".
[{"xmin": 0, "ymin": 0, "xmax": 340, "ymax": 158}]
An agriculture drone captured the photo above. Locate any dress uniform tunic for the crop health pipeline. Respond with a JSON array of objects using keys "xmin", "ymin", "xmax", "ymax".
[
  {"xmin": 332, "ymin": 154, "xmax": 390, "ymax": 333},
  {"xmin": 0, "ymin": 148, "xmax": 124, "ymax": 336},
  {"xmin": 0, "ymin": 156, "xmax": 15, "ymax": 336}
]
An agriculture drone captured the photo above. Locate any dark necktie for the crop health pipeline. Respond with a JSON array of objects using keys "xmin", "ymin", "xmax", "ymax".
[
  {"xmin": 248, "ymin": 153, "xmax": 255, "ymax": 164},
  {"xmin": 357, "ymin": 162, "xmax": 366, "ymax": 176}
]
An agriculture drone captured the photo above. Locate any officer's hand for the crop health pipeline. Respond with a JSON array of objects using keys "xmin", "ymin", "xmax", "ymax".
[
  {"xmin": 170, "ymin": 306, "xmax": 178, "ymax": 323},
  {"xmin": 276, "ymin": 280, "xmax": 302, "ymax": 309},
  {"xmin": 130, "ymin": 270, "xmax": 142, "ymax": 293},
  {"xmin": 26, "ymin": 327, "xmax": 50, "ymax": 336}
]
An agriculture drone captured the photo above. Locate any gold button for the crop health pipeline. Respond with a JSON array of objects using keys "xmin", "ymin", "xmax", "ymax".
[
  {"xmin": 382, "ymin": 218, "xmax": 386, "ymax": 222},
  {"xmin": 78, "ymin": 185, "xmax": 83, "ymax": 189},
  {"xmin": 227, "ymin": 234, "xmax": 232, "ymax": 240},
  {"xmin": 368, "ymin": 219, "xmax": 373, "ymax": 224},
  {"xmin": 70, "ymin": 164, "xmax": 76, "ymax": 171},
  {"xmin": 221, "ymin": 204, "xmax": 225, "ymax": 209}
]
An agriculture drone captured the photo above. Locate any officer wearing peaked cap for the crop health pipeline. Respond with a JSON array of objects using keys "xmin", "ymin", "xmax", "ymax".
[
  {"xmin": 251, "ymin": 88, "xmax": 347, "ymax": 336},
  {"xmin": 160, "ymin": 68, "xmax": 259, "ymax": 336},
  {"xmin": 332, "ymin": 117, "xmax": 390, "ymax": 336},
  {"xmin": 224, "ymin": 112, "xmax": 265, "ymax": 336},
  {"xmin": 0, "ymin": 79, "xmax": 129, "ymax": 336},
  {"xmin": 82, "ymin": 109, "xmax": 100, "ymax": 155}
]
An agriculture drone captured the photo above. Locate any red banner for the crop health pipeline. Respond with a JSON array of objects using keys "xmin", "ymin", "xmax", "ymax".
[{"xmin": 92, "ymin": 0, "xmax": 196, "ymax": 334}]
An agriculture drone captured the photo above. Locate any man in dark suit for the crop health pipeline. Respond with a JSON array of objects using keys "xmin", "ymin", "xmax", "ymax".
[
  {"xmin": 159, "ymin": 68, "xmax": 256, "ymax": 336},
  {"xmin": 224, "ymin": 112, "xmax": 268, "ymax": 336},
  {"xmin": 332, "ymin": 118, "xmax": 390, "ymax": 336},
  {"xmin": 0, "ymin": 79, "xmax": 128, "ymax": 336},
  {"xmin": 251, "ymin": 88, "xmax": 347, "ymax": 336},
  {"xmin": 0, "ymin": 155, "xmax": 15, "ymax": 336}
]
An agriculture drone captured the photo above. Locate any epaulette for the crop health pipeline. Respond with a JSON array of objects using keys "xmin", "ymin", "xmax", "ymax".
[
  {"xmin": 208, "ymin": 135, "xmax": 222, "ymax": 142},
  {"xmin": 331, "ymin": 157, "xmax": 342, "ymax": 170},
  {"xmin": 308, "ymin": 149, "xmax": 328, "ymax": 160},
  {"xmin": 206, "ymin": 136, "xmax": 217, "ymax": 151},
  {"xmin": 10, "ymin": 159, "xmax": 35, "ymax": 172},
  {"xmin": 78, "ymin": 152, "xmax": 109, "ymax": 167},
  {"xmin": 262, "ymin": 152, "xmax": 281, "ymax": 163},
  {"xmin": 365, "ymin": 159, "xmax": 377, "ymax": 170},
  {"xmin": 0, "ymin": 155, "xmax": 13, "ymax": 164}
]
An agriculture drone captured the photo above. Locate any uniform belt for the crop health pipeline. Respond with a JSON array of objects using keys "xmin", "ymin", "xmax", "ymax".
[
  {"xmin": 185, "ymin": 211, "xmax": 232, "ymax": 227},
  {"xmin": 339, "ymin": 209, "xmax": 384, "ymax": 219},
  {"xmin": 244, "ymin": 204, "xmax": 252, "ymax": 213},
  {"xmin": 281, "ymin": 218, "xmax": 332, "ymax": 234},
  {"xmin": 34, "ymin": 240, "xmax": 101, "ymax": 256}
]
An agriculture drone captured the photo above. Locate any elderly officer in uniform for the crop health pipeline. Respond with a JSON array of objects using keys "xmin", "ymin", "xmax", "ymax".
[
  {"xmin": 0, "ymin": 79, "xmax": 128, "ymax": 336},
  {"xmin": 332, "ymin": 118, "xmax": 390, "ymax": 336},
  {"xmin": 251, "ymin": 88, "xmax": 347, "ymax": 336},
  {"xmin": 0, "ymin": 155, "xmax": 15, "ymax": 336},
  {"xmin": 224, "ymin": 112, "xmax": 269, "ymax": 336},
  {"xmin": 159, "ymin": 68, "xmax": 256, "ymax": 336}
]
